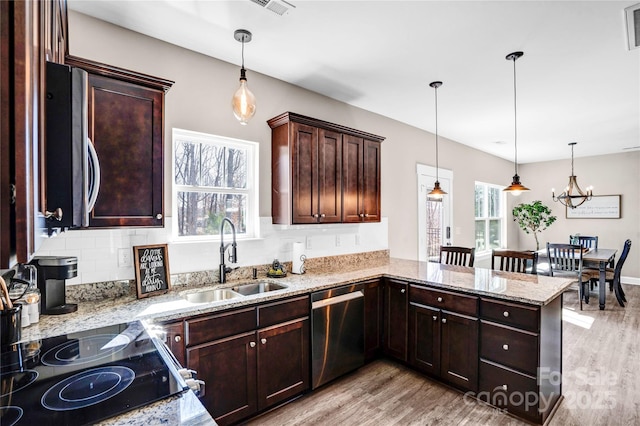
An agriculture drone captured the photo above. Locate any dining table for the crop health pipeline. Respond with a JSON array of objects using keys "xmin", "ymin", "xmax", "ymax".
[{"xmin": 582, "ymin": 248, "xmax": 618, "ymax": 310}]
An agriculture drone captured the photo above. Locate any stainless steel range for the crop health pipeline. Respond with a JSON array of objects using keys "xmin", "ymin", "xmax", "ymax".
[{"xmin": 0, "ymin": 321, "xmax": 189, "ymax": 425}]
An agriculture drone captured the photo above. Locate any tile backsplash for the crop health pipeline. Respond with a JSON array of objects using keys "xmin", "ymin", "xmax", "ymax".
[{"xmin": 35, "ymin": 217, "xmax": 388, "ymax": 285}]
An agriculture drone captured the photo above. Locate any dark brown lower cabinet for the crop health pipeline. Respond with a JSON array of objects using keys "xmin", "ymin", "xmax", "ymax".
[
  {"xmin": 409, "ymin": 302, "xmax": 479, "ymax": 392},
  {"xmin": 363, "ymin": 279, "xmax": 382, "ymax": 361},
  {"xmin": 382, "ymin": 278, "xmax": 408, "ymax": 361},
  {"xmin": 185, "ymin": 297, "xmax": 310, "ymax": 426}
]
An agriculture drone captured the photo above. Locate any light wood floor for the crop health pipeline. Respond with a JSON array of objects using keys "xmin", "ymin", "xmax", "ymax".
[{"xmin": 248, "ymin": 285, "xmax": 640, "ymax": 425}]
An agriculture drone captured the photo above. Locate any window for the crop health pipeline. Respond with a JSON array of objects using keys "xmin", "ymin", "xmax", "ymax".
[
  {"xmin": 173, "ymin": 129, "xmax": 258, "ymax": 239},
  {"xmin": 474, "ymin": 182, "xmax": 504, "ymax": 252}
]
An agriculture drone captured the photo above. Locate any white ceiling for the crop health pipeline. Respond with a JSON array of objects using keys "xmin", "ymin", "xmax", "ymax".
[{"xmin": 68, "ymin": 0, "xmax": 640, "ymax": 164}]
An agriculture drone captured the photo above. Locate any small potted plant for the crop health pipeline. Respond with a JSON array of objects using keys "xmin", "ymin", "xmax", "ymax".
[{"xmin": 512, "ymin": 200, "xmax": 557, "ymax": 251}]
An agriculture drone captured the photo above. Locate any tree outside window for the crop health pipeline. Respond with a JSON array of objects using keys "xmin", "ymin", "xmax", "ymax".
[{"xmin": 173, "ymin": 129, "xmax": 257, "ymax": 238}]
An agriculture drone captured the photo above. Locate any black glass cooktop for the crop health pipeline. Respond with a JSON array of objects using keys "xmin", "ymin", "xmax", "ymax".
[{"xmin": 0, "ymin": 321, "xmax": 188, "ymax": 425}]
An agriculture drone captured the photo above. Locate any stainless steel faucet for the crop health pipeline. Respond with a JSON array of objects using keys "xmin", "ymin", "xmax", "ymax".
[{"xmin": 219, "ymin": 217, "xmax": 237, "ymax": 283}]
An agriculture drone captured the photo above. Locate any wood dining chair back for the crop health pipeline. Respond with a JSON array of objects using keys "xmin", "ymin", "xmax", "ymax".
[
  {"xmin": 570, "ymin": 235, "xmax": 598, "ymax": 250},
  {"xmin": 439, "ymin": 246, "xmax": 475, "ymax": 267},
  {"xmin": 491, "ymin": 249, "xmax": 538, "ymax": 274},
  {"xmin": 585, "ymin": 239, "xmax": 632, "ymax": 307},
  {"xmin": 546, "ymin": 243, "xmax": 590, "ymax": 310}
]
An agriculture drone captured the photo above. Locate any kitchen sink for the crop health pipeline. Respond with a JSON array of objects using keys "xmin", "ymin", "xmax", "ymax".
[
  {"xmin": 183, "ymin": 288, "xmax": 242, "ymax": 303},
  {"xmin": 231, "ymin": 281, "xmax": 288, "ymax": 296}
]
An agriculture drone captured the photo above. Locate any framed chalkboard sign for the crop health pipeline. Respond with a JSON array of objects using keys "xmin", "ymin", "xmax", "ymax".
[{"xmin": 133, "ymin": 244, "xmax": 171, "ymax": 298}]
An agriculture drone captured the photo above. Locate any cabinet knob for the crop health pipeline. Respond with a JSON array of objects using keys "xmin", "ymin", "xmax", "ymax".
[
  {"xmin": 503, "ymin": 311, "xmax": 510, "ymax": 317},
  {"xmin": 437, "ymin": 297, "xmax": 443, "ymax": 303},
  {"xmin": 261, "ymin": 338, "xmax": 267, "ymax": 345},
  {"xmin": 174, "ymin": 335, "xmax": 182, "ymax": 343},
  {"xmin": 503, "ymin": 344, "xmax": 509, "ymax": 351},
  {"xmin": 359, "ymin": 213, "xmax": 365, "ymax": 218},
  {"xmin": 442, "ymin": 318, "xmax": 447, "ymax": 324},
  {"xmin": 502, "ymin": 384, "xmax": 508, "ymax": 391},
  {"xmin": 313, "ymin": 213, "xmax": 319, "ymax": 218},
  {"xmin": 364, "ymin": 214, "xmax": 370, "ymax": 218},
  {"xmin": 321, "ymin": 213, "xmax": 326, "ymax": 218},
  {"xmin": 250, "ymin": 341, "xmax": 256, "ymax": 348},
  {"xmin": 156, "ymin": 213, "xmax": 163, "ymax": 220},
  {"xmin": 401, "ymin": 288, "xmax": 405, "ymax": 294},
  {"xmin": 432, "ymin": 315, "xmax": 437, "ymax": 321}
]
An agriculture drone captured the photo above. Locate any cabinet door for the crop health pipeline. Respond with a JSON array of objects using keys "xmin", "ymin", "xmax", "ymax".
[
  {"xmin": 163, "ymin": 320, "xmax": 185, "ymax": 367},
  {"xmin": 440, "ymin": 311, "xmax": 479, "ymax": 392},
  {"xmin": 364, "ymin": 279, "xmax": 383, "ymax": 361},
  {"xmin": 362, "ymin": 139, "xmax": 381, "ymax": 222},
  {"xmin": 257, "ymin": 318, "xmax": 309, "ymax": 411},
  {"xmin": 86, "ymin": 74, "xmax": 164, "ymax": 227},
  {"xmin": 383, "ymin": 279, "xmax": 408, "ymax": 361},
  {"xmin": 291, "ymin": 122, "xmax": 318, "ymax": 224},
  {"xmin": 186, "ymin": 332, "xmax": 257, "ymax": 426},
  {"xmin": 317, "ymin": 129, "xmax": 342, "ymax": 223},
  {"xmin": 409, "ymin": 303, "xmax": 440, "ymax": 376},
  {"xmin": 342, "ymin": 134, "xmax": 363, "ymax": 222}
]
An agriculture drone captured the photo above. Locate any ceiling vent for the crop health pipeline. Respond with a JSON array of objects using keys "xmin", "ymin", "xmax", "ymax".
[
  {"xmin": 249, "ymin": 0, "xmax": 295, "ymax": 16},
  {"xmin": 625, "ymin": 3, "xmax": 640, "ymax": 50}
]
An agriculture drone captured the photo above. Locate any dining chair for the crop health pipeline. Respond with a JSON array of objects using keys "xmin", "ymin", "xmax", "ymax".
[
  {"xmin": 439, "ymin": 246, "xmax": 475, "ymax": 267},
  {"xmin": 570, "ymin": 235, "xmax": 598, "ymax": 250},
  {"xmin": 584, "ymin": 239, "xmax": 631, "ymax": 307},
  {"xmin": 491, "ymin": 249, "xmax": 538, "ymax": 274},
  {"xmin": 546, "ymin": 243, "xmax": 590, "ymax": 310}
]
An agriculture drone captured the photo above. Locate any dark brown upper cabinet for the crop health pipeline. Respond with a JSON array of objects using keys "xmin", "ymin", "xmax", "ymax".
[
  {"xmin": 65, "ymin": 56, "xmax": 173, "ymax": 228},
  {"xmin": 268, "ymin": 112, "xmax": 384, "ymax": 225}
]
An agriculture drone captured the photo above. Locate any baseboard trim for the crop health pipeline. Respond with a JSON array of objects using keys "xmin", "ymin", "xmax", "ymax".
[{"xmin": 622, "ymin": 276, "xmax": 640, "ymax": 286}]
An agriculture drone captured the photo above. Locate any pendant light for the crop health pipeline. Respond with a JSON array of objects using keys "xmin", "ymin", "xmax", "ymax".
[
  {"xmin": 503, "ymin": 51, "xmax": 530, "ymax": 196},
  {"xmin": 427, "ymin": 81, "xmax": 447, "ymax": 201},
  {"xmin": 231, "ymin": 29, "xmax": 256, "ymax": 125},
  {"xmin": 552, "ymin": 142, "xmax": 593, "ymax": 208}
]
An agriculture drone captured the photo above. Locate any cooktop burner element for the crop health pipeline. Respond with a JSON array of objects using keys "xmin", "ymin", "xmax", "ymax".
[
  {"xmin": 0, "ymin": 370, "xmax": 39, "ymax": 397},
  {"xmin": 0, "ymin": 406, "xmax": 23, "ymax": 426},
  {"xmin": 41, "ymin": 334, "xmax": 130, "ymax": 366},
  {"xmin": 42, "ymin": 366, "xmax": 135, "ymax": 411},
  {"xmin": 0, "ymin": 321, "xmax": 188, "ymax": 425}
]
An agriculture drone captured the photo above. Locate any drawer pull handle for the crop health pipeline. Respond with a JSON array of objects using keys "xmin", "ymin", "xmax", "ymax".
[
  {"xmin": 261, "ymin": 338, "xmax": 267, "ymax": 345},
  {"xmin": 503, "ymin": 311, "xmax": 510, "ymax": 317},
  {"xmin": 250, "ymin": 341, "xmax": 256, "ymax": 348},
  {"xmin": 442, "ymin": 318, "xmax": 447, "ymax": 324},
  {"xmin": 503, "ymin": 344, "xmax": 509, "ymax": 350},
  {"xmin": 437, "ymin": 297, "xmax": 443, "ymax": 302},
  {"xmin": 502, "ymin": 384, "xmax": 508, "ymax": 391}
]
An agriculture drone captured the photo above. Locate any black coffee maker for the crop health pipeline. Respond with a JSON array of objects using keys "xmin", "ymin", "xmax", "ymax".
[{"xmin": 29, "ymin": 256, "xmax": 78, "ymax": 314}]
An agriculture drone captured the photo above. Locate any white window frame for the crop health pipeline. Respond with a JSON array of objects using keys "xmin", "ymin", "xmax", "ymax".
[
  {"xmin": 172, "ymin": 128, "xmax": 259, "ymax": 241},
  {"xmin": 474, "ymin": 181, "xmax": 505, "ymax": 254}
]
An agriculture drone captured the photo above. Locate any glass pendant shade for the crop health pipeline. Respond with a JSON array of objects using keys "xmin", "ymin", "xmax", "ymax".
[
  {"xmin": 427, "ymin": 181, "xmax": 447, "ymax": 200},
  {"xmin": 232, "ymin": 68, "xmax": 256, "ymax": 125},
  {"xmin": 503, "ymin": 174, "xmax": 530, "ymax": 196}
]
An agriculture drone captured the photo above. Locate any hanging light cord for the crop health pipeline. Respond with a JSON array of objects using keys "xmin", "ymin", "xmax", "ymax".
[
  {"xmin": 512, "ymin": 56, "xmax": 519, "ymax": 176},
  {"xmin": 434, "ymin": 84, "xmax": 439, "ymax": 182}
]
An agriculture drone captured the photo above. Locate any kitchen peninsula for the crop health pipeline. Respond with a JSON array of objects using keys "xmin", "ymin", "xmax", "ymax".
[{"xmin": 19, "ymin": 257, "xmax": 573, "ymax": 425}]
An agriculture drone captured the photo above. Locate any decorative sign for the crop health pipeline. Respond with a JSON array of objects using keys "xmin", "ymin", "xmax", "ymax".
[
  {"xmin": 133, "ymin": 244, "xmax": 171, "ymax": 298},
  {"xmin": 566, "ymin": 195, "xmax": 621, "ymax": 219}
]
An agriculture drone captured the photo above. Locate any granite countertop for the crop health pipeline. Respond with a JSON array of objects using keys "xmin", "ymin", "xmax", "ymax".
[
  {"xmin": 21, "ymin": 257, "xmax": 574, "ymax": 342},
  {"xmin": 14, "ymin": 257, "xmax": 572, "ymax": 426}
]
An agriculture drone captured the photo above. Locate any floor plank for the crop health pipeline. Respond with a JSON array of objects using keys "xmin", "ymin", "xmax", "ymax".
[{"xmin": 247, "ymin": 285, "xmax": 640, "ymax": 425}]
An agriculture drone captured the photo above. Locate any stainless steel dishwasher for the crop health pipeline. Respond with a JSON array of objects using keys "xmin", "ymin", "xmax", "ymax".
[{"xmin": 311, "ymin": 283, "xmax": 364, "ymax": 389}]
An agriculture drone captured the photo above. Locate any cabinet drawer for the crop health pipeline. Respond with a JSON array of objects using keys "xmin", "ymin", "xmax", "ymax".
[
  {"xmin": 480, "ymin": 321, "xmax": 538, "ymax": 375},
  {"xmin": 410, "ymin": 285, "xmax": 478, "ymax": 316},
  {"xmin": 186, "ymin": 307, "xmax": 256, "ymax": 347},
  {"xmin": 258, "ymin": 296, "xmax": 309, "ymax": 328},
  {"xmin": 479, "ymin": 360, "xmax": 540, "ymax": 424},
  {"xmin": 480, "ymin": 298, "xmax": 539, "ymax": 332}
]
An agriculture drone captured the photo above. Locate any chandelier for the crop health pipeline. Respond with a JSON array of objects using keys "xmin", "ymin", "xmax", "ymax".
[{"xmin": 552, "ymin": 142, "xmax": 593, "ymax": 208}]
